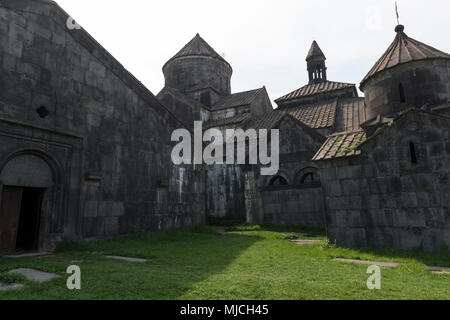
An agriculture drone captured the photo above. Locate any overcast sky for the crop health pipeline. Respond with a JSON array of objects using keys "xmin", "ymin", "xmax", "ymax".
[{"xmin": 55, "ymin": 0, "xmax": 450, "ymax": 105}]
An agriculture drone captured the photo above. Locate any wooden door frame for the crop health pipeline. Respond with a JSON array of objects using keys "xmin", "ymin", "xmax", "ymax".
[{"xmin": 0, "ymin": 186, "xmax": 23, "ymax": 253}]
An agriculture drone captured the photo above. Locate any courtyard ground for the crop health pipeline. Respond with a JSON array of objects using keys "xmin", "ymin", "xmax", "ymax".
[{"xmin": 0, "ymin": 224, "xmax": 449, "ymax": 300}]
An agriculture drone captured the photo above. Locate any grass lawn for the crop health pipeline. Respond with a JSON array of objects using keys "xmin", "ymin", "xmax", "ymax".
[{"xmin": 0, "ymin": 224, "xmax": 449, "ymax": 300}]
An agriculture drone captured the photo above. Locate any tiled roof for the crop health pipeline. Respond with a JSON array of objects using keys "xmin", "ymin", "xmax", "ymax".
[
  {"xmin": 164, "ymin": 34, "xmax": 231, "ymax": 69},
  {"xmin": 244, "ymin": 112, "xmax": 286, "ymax": 131},
  {"xmin": 275, "ymin": 81, "xmax": 355, "ymax": 103},
  {"xmin": 203, "ymin": 113, "xmax": 251, "ymax": 129},
  {"xmin": 287, "ymin": 100, "xmax": 337, "ymax": 129},
  {"xmin": 213, "ymin": 88, "xmax": 264, "ymax": 110},
  {"xmin": 335, "ymin": 98, "xmax": 367, "ymax": 132},
  {"xmin": 313, "ymin": 131, "xmax": 366, "ymax": 161},
  {"xmin": 361, "ymin": 25, "xmax": 450, "ymax": 88},
  {"xmin": 229, "ymin": 112, "xmax": 324, "ymax": 143},
  {"xmin": 306, "ymin": 41, "xmax": 326, "ymax": 60}
]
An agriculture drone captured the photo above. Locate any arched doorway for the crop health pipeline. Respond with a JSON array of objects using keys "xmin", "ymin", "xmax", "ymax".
[{"xmin": 0, "ymin": 153, "xmax": 55, "ymax": 253}]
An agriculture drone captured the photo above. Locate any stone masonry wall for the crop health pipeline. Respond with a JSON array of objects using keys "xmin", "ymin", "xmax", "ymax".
[
  {"xmin": 262, "ymin": 186, "xmax": 325, "ymax": 227},
  {"xmin": 317, "ymin": 112, "xmax": 450, "ymax": 252},
  {"xmin": 0, "ymin": 0, "xmax": 205, "ymax": 241},
  {"xmin": 245, "ymin": 116, "xmax": 326, "ymax": 227},
  {"xmin": 363, "ymin": 60, "xmax": 450, "ymax": 119},
  {"xmin": 206, "ymin": 164, "xmax": 246, "ymax": 219}
]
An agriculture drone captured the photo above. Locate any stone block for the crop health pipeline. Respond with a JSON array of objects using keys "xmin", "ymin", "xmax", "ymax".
[
  {"xmin": 336, "ymin": 165, "xmax": 362, "ymax": 180},
  {"xmin": 104, "ymin": 217, "xmax": 119, "ymax": 235},
  {"xmin": 1, "ymin": 36, "xmax": 23, "ymax": 57},
  {"xmin": 346, "ymin": 196, "xmax": 363, "ymax": 210},
  {"xmin": 321, "ymin": 167, "xmax": 336, "ymax": 180},
  {"xmin": 392, "ymin": 228, "xmax": 423, "ymax": 251},
  {"xmin": 341, "ymin": 179, "xmax": 362, "ymax": 196},
  {"xmin": 365, "ymin": 228, "xmax": 393, "ymax": 249},
  {"xmin": 393, "ymin": 208, "xmax": 426, "ymax": 228},
  {"xmin": 111, "ymin": 202, "xmax": 125, "ymax": 217},
  {"xmin": 27, "ymin": 21, "xmax": 52, "ymax": 40},
  {"xmin": 84, "ymin": 201, "xmax": 98, "ymax": 217},
  {"xmin": 327, "ymin": 197, "xmax": 346, "ymax": 210},
  {"xmin": 2, "ymin": 53, "xmax": 16, "ymax": 71},
  {"xmin": 89, "ymin": 60, "xmax": 106, "ymax": 77}
]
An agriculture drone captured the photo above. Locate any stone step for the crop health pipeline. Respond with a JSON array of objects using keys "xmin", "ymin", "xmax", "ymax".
[
  {"xmin": 0, "ymin": 283, "xmax": 25, "ymax": 291},
  {"xmin": 104, "ymin": 256, "xmax": 148, "ymax": 263},
  {"xmin": 427, "ymin": 266, "xmax": 450, "ymax": 275},
  {"xmin": 332, "ymin": 258, "xmax": 400, "ymax": 268},
  {"xmin": 211, "ymin": 226, "xmax": 228, "ymax": 235},
  {"xmin": 291, "ymin": 240, "xmax": 321, "ymax": 245},
  {"xmin": 4, "ymin": 252, "xmax": 52, "ymax": 259},
  {"xmin": 8, "ymin": 268, "xmax": 61, "ymax": 283}
]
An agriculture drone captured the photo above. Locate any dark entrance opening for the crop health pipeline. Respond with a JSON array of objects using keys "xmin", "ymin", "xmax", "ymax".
[
  {"xmin": 15, "ymin": 188, "xmax": 45, "ymax": 252},
  {"xmin": 0, "ymin": 186, "xmax": 45, "ymax": 253}
]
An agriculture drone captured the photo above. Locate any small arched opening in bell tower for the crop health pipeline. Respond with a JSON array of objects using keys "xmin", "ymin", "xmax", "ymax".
[
  {"xmin": 399, "ymin": 83, "xmax": 406, "ymax": 103},
  {"xmin": 409, "ymin": 141, "xmax": 417, "ymax": 164}
]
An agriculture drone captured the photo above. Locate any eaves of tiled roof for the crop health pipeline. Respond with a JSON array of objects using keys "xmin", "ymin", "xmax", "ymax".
[
  {"xmin": 275, "ymin": 81, "xmax": 356, "ymax": 103},
  {"xmin": 313, "ymin": 131, "xmax": 366, "ymax": 161},
  {"xmin": 240, "ymin": 112, "xmax": 325, "ymax": 141},
  {"xmin": 212, "ymin": 88, "xmax": 265, "ymax": 110},
  {"xmin": 203, "ymin": 113, "xmax": 251, "ymax": 130}
]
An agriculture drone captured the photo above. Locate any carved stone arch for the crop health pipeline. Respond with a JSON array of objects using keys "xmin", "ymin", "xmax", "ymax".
[
  {"xmin": 0, "ymin": 149, "xmax": 65, "ymax": 251},
  {"xmin": 295, "ymin": 166, "xmax": 321, "ymax": 185},
  {"xmin": 265, "ymin": 171, "xmax": 290, "ymax": 187},
  {"xmin": 0, "ymin": 149, "xmax": 63, "ymax": 187}
]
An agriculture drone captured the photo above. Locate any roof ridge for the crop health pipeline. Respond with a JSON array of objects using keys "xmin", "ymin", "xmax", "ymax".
[
  {"xmin": 361, "ymin": 26, "xmax": 450, "ymax": 89},
  {"xmin": 212, "ymin": 87, "xmax": 265, "ymax": 110},
  {"xmin": 275, "ymin": 81, "xmax": 356, "ymax": 103},
  {"xmin": 306, "ymin": 40, "xmax": 326, "ymax": 60},
  {"xmin": 7, "ymin": 0, "xmax": 192, "ymax": 132},
  {"xmin": 164, "ymin": 33, "xmax": 231, "ymax": 70}
]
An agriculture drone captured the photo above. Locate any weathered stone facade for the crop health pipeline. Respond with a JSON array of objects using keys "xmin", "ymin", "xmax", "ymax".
[
  {"xmin": 312, "ymin": 25, "xmax": 450, "ymax": 252},
  {"xmin": 316, "ymin": 110, "xmax": 450, "ymax": 252},
  {"xmin": 245, "ymin": 116, "xmax": 326, "ymax": 227},
  {"xmin": 0, "ymin": 0, "xmax": 448, "ymax": 254},
  {"xmin": 0, "ymin": 0, "xmax": 204, "ymax": 252},
  {"xmin": 362, "ymin": 60, "xmax": 450, "ymax": 120}
]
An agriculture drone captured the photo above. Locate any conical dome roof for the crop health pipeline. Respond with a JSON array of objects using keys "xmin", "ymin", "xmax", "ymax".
[
  {"xmin": 360, "ymin": 25, "xmax": 450, "ymax": 89},
  {"xmin": 306, "ymin": 41, "xmax": 326, "ymax": 60},
  {"xmin": 164, "ymin": 34, "xmax": 231, "ymax": 70}
]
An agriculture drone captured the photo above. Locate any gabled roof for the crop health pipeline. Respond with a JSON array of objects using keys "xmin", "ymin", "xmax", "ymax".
[
  {"xmin": 275, "ymin": 81, "xmax": 356, "ymax": 104},
  {"xmin": 203, "ymin": 113, "xmax": 251, "ymax": 130},
  {"xmin": 360, "ymin": 25, "xmax": 450, "ymax": 89},
  {"xmin": 244, "ymin": 111, "xmax": 286, "ymax": 131},
  {"xmin": 287, "ymin": 100, "xmax": 337, "ymax": 129},
  {"xmin": 164, "ymin": 33, "xmax": 231, "ymax": 70},
  {"xmin": 313, "ymin": 131, "xmax": 366, "ymax": 161},
  {"xmin": 230, "ymin": 112, "xmax": 325, "ymax": 143},
  {"xmin": 359, "ymin": 107, "xmax": 450, "ymax": 148},
  {"xmin": 314, "ymin": 108, "xmax": 450, "ymax": 161},
  {"xmin": 306, "ymin": 41, "xmax": 326, "ymax": 60},
  {"xmin": 21, "ymin": 0, "xmax": 191, "ymax": 132},
  {"xmin": 212, "ymin": 88, "xmax": 265, "ymax": 110},
  {"xmin": 335, "ymin": 98, "xmax": 367, "ymax": 132}
]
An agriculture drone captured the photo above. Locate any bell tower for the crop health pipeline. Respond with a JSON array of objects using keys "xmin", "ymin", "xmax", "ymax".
[{"xmin": 306, "ymin": 41, "xmax": 327, "ymax": 84}]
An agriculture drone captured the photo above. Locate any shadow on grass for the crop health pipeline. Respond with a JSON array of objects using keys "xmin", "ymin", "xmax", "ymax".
[
  {"xmin": 40, "ymin": 224, "xmax": 265, "ymax": 299},
  {"xmin": 207, "ymin": 218, "xmax": 325, "ymax": 237}
]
